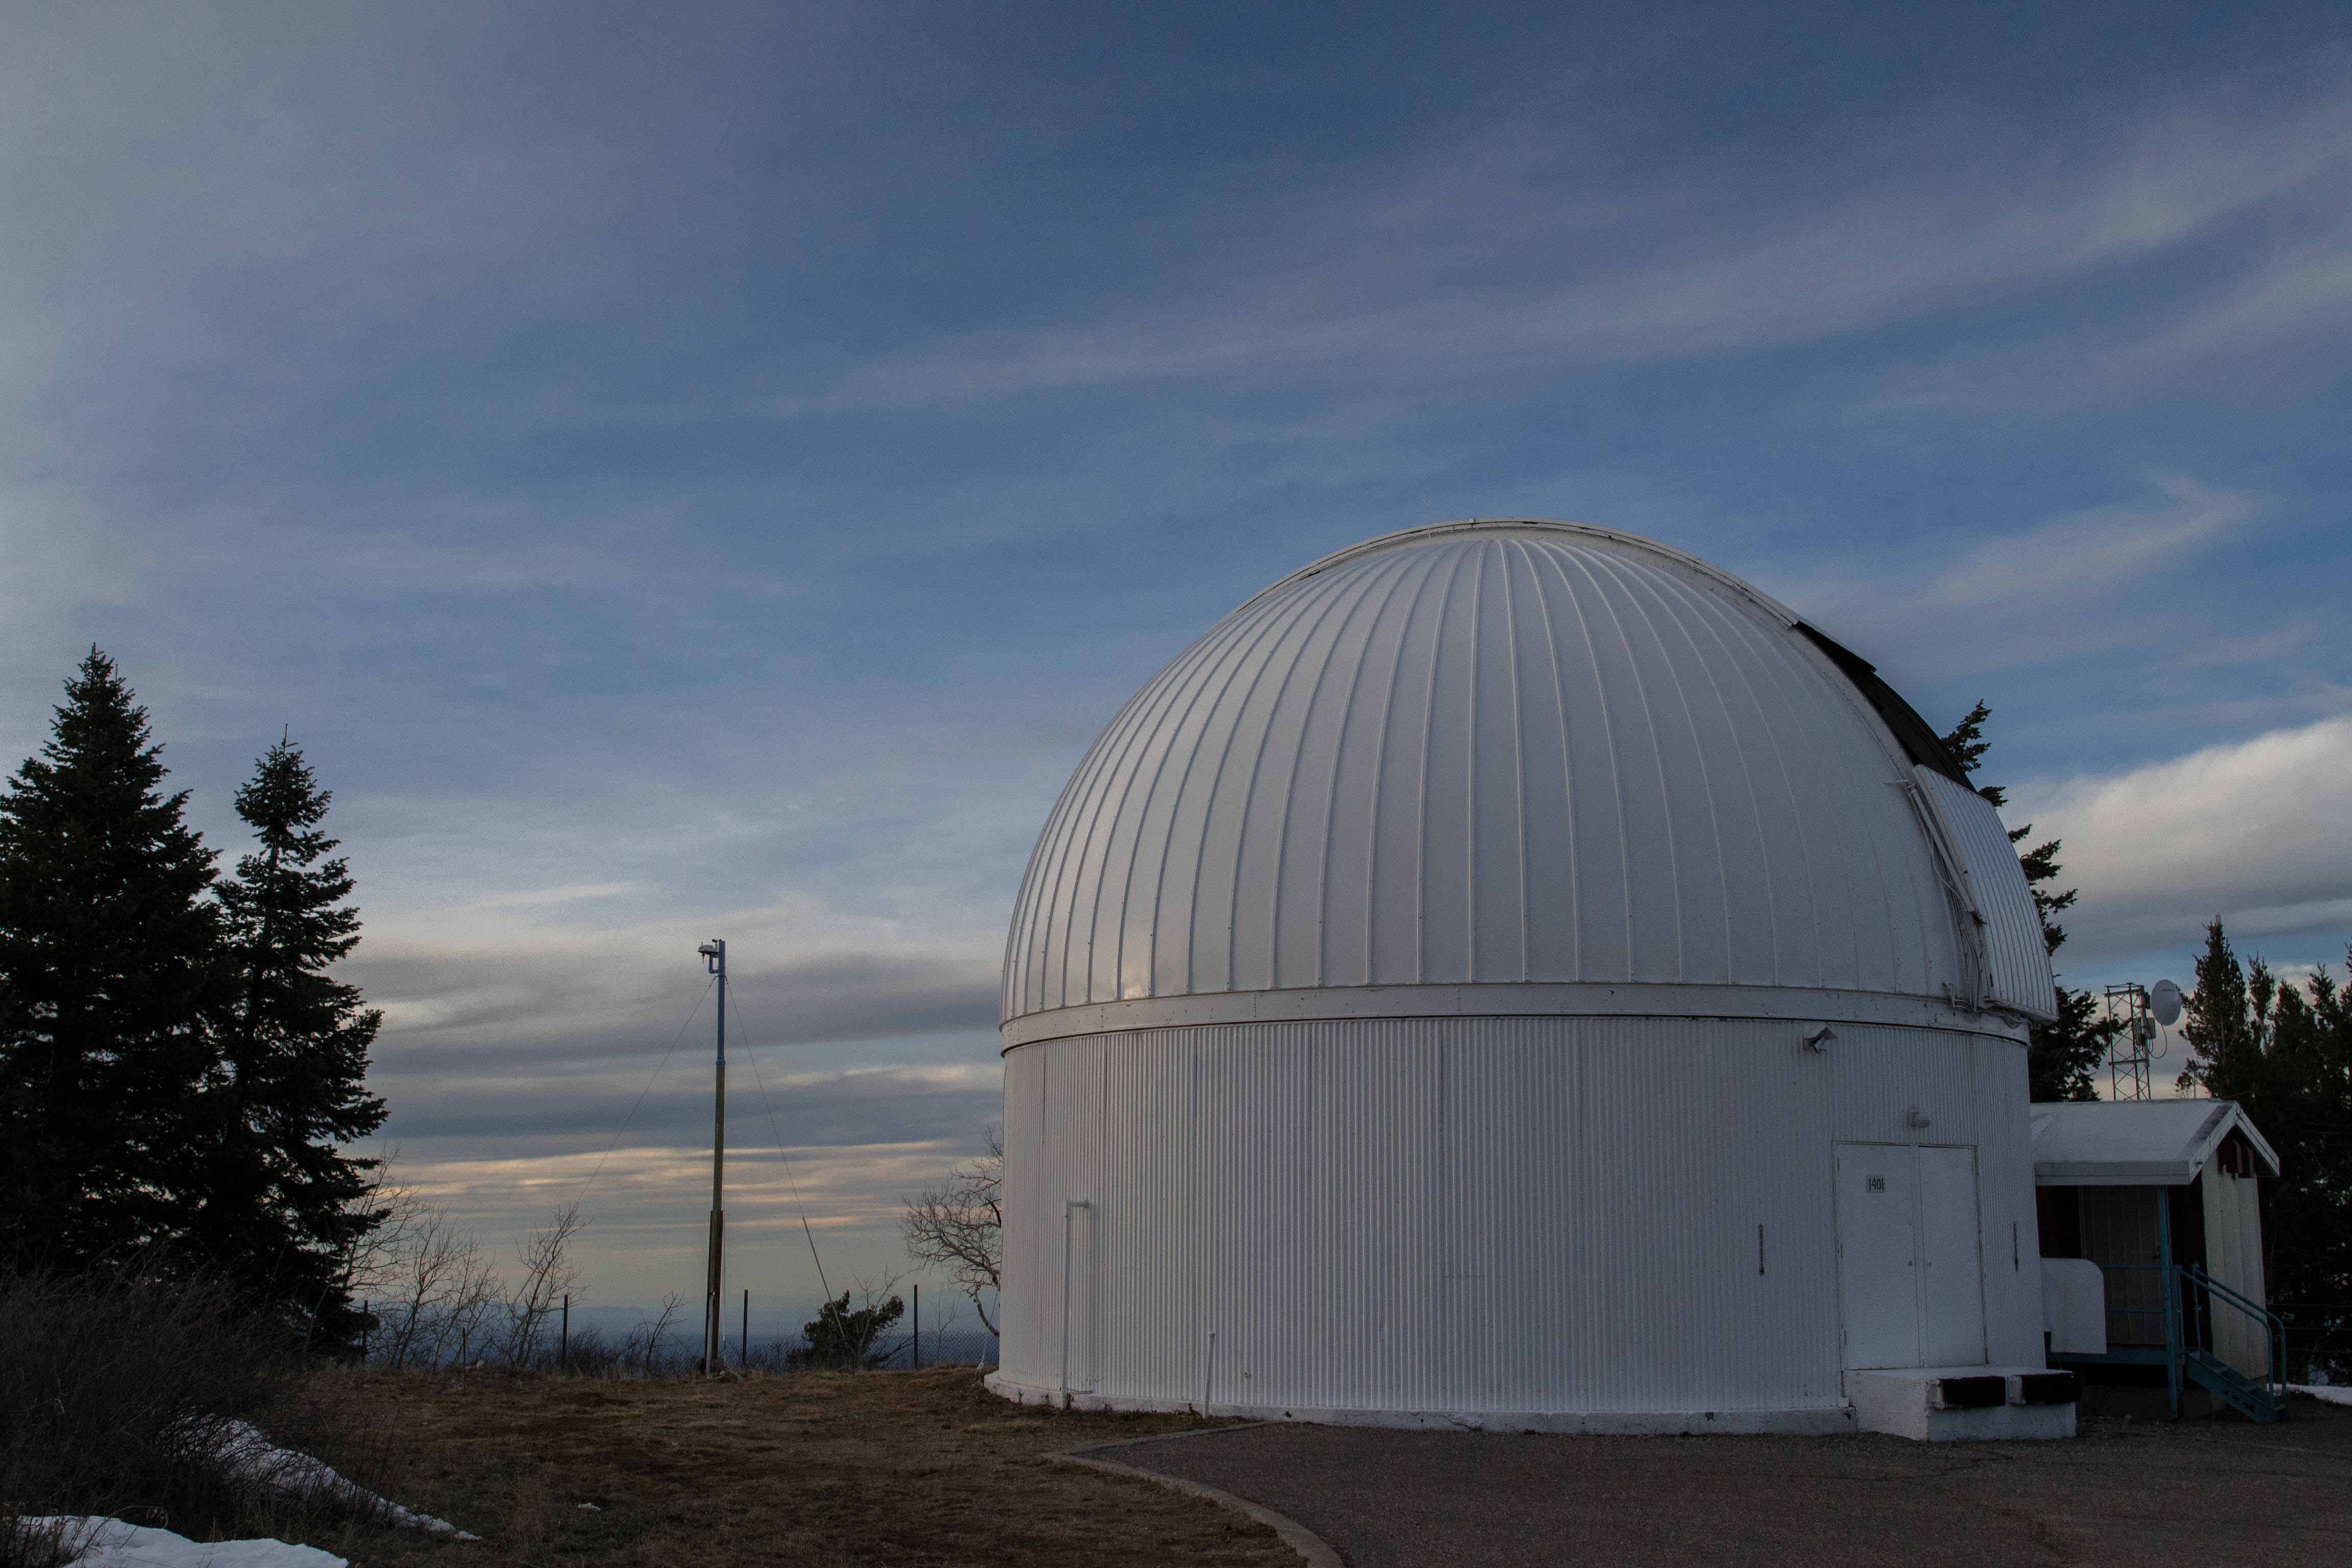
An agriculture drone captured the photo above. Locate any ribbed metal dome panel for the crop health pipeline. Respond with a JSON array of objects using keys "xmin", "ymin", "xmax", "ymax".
[{"xmin": 1003, "ymin": 521, "xmax": 1968, "ymax": 1024}]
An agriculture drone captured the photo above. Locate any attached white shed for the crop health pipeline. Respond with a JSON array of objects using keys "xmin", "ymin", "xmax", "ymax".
[
  {"xmin": 2032, "ymin": 1098, "xmax": 2284, "ymax": 1419},
  {"xmin": 990, "ymin": 519, "xmax": 2062, "ymax": 1433}
]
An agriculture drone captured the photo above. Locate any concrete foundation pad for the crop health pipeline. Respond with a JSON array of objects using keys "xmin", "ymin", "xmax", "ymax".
[{"xmin": 1849, "ymin": 1366, "xmax": 2077, "ymax": 1441}]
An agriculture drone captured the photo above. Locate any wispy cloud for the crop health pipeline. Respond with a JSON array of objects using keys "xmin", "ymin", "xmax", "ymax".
[
  {"xmin": 1747, "ymin": 478, "xmax": 2262, "ymax": 694},
  {"xmin": 475, "ymin": 881, "xmax": 642, "ymax": 910},
  {"xmin": 1918, "ymin": 481, "xmax": 2251, "ymax": 616},
  {"xmin": 354, "ymin": 918, "xmax": 999, "ymax": 1067},
  {"xmin": 763, "ymin": 88, "xmax": 2352, "ymax": 417},
  {"xmin": 2009, "ymin": 715, "xmax": 2352, "ymax": 960}
]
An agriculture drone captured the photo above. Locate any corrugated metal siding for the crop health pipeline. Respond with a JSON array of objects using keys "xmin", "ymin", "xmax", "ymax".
[
  {"xmin": 998, "ymin": 1045, "xmax": 1051, "ymax": 1384},
  {"xmin": 998, "ymin": 1017, "xmax": 2041, "ymax": 1416},
  {"xmin": 2203, "ymin": 1171, "xmax": 2267, "ymax": 1379},
  {"xmin": 1917, "ymin": 769, "xmax": 2059, "ymax": 1021},
  {"xmin": 1004, "ymin": 523, "xmax": 1967, "ymax": 1025}
]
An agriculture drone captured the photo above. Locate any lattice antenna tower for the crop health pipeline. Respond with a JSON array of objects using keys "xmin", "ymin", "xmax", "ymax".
[{"xmin": 2104, "ymin": 983, "xmax": 2154, "ymax": 1100}]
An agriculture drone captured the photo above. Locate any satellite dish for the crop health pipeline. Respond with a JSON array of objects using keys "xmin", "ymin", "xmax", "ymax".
[{"xmin": 2150, "ymin": 979, "xmax": 2182, "ymax": 1027}]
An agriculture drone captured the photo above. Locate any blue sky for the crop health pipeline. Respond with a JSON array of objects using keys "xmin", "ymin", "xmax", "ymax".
[{"xmin": 3, "ymin": 2, "xmax": 2348, "ymax": 1319}]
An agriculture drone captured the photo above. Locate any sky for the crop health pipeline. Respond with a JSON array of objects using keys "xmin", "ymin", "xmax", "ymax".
[{"xmin": 2, "ymin": 2, "xmax": 2348, "ymax": 1325}]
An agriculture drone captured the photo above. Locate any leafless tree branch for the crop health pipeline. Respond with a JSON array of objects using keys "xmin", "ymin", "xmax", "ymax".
[{"xmin": 900, "ymin": 1127, "xmax": 1001, "ymax": 1336}]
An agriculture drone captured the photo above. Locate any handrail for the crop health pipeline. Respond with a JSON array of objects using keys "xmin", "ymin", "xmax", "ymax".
[
  {"xmin": 2177, "ymin": 1262, "xmax": 2288, "ymax": 1401},
  {"xmin": 2072, "ymin": 1260, "xmax": 2290, "ymax": 1416}
]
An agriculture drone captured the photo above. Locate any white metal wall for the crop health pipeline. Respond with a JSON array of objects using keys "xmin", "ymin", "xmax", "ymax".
[
  {"xmin": 2203, "ymin": 1169, "xmax": 2268, "ymax": 1379},
  {"xmin": 1917, "ymin": 769, "xmax": 2058, "ymax": 1020},
  {"xmin": 994, "ymin": 1016, "xmax": 2042, "ymax": 1427}
]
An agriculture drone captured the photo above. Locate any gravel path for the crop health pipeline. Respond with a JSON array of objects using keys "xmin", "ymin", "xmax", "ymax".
[{"xmin": 1101, "ymin": 1395, "xmax": 2352, "ymax": 1567}]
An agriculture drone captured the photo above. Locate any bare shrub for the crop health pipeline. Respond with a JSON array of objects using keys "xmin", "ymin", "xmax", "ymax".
[
  {"xmin": 552, "ymin": 1325, "xmax": 622, "ymax": 1378},
  {"xmin": 349, "ymin": 1183, "xmax": 587, "ymax": 1371},
  {"xmin": 436, "ymin": 1251, "xmax": 505, "ymax": 1365},
  {"xmin": 614, "ymin": 1293, "xmax": 689, "ymax": 1378},
  {"xmin": 0, "ymin": 1273, "xmax": 293, "ymax": 1552},
  {"xmin": 922, "ymin": 1295, "xmax": 969, "ymax": 1366},
  {"xmin": 365, "ymin": 1204, "xmax": 487, "ymax": 1369},
  {"xmin": 341, "ymin": 1166, "xmax": 505, "ymax": 1369},
  {"xmin": 497, "ymin": 1203, "xmax": 584, "ymax": 1368},
  {"xmin": 332, "ymin": 1158, "xmax": 430, "ymax": 1308}
]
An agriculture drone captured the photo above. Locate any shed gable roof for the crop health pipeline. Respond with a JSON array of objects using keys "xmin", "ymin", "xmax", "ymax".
[{"xmin": 2029, "ymin": 1098, "xmax": 2281, "ymax": 1186}]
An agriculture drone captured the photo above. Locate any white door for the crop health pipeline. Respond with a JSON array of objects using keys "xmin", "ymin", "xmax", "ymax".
[
  {"xmin": 1834, "ymin": 1144, "xmax": 1921, "ymax": 1370},
  {"xmin": 1919, "ymin": 1145, "xmax": 1987, "ymax": 1365},
  {"xmin": 1835, "ymin": 1143, "xmax": 1986, "ymax": 1370}
]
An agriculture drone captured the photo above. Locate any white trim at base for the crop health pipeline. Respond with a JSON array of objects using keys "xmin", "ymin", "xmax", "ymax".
[{"xmin": 985, "ymin": 1371, "xmax": 1855, "ymax": 1436}]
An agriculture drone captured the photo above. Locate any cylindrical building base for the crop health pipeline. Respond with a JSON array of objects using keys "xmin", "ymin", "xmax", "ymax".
[{"xmin": 994, "ymin": 1011, "xmax": 2042, "ymax": 1427}]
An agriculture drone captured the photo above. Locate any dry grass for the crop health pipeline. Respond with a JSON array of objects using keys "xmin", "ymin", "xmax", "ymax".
[
  {"xmin": 0, "ymin": 1272, "xmax": 305, "ymax": 1564},
  {"xmin": 302, "ymin": 1366, "xmax": 1288, "ymax": 1567}
]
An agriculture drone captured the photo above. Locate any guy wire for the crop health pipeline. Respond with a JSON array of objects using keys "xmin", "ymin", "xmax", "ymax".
[
  {"xmin": 730, "ymin": 988, "xmax": 837, "ymax": 1305},
  {"xmin": 571, "ymin": 975, "xmax": 714, "ymax": 1210}
]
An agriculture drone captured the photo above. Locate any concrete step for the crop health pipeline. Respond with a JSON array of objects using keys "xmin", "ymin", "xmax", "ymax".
[{"xmin": 1850, "ymin": 1366, "xmax": 2078, "ymax": 1442}]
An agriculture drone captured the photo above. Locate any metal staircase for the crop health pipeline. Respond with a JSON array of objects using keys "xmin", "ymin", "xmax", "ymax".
[
  {"xmin": 2175, "ymin": 1264, "xmax": 2288, "ymax": 1424},
  {"xmin": 2182, "ymin": 1347, "xmax": 2285, "ymax": 1423},
  {"xmin": 2050, "ymin": 1260, "xmax": 2290, "ymax": 1422}
]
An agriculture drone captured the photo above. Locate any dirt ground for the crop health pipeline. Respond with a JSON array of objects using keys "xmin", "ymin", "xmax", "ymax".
[
  {"xmin": 302, "ymin": 1366, "xmax": 1285, "ymax": 1568},
  {"xmin": 295, "ymin": 1374, "xmax": 2352, "ymax": 1567}
]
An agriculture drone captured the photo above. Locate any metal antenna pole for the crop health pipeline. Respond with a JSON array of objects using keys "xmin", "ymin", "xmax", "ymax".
[
  {"xmin": 2105, "ymin": 983, "xmax": 2153, "ymax": 1101},
  {"xmin": 698, "ymin": 939, "xmax": 728, "ymax": 1373}
]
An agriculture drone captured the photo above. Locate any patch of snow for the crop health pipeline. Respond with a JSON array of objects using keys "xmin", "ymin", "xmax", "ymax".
[
  {"xmin": 22, "ymin": 1516, "xmax": 344, "ymax": 1568},
  {"xmin": 2290, "ymin": 1383, "xmax": 2352, "ymax": 1407},
  {"xmin": 191, "ymin": 1419, "xmax": 478, "ymax": 1540},
  {"xmin": 576, "ymin": 1503, "xmax": 601, "ymax": 1511},
  {"xmin": 172, "ymin": 1418, "xmax": 478, "ymax": 1541}
]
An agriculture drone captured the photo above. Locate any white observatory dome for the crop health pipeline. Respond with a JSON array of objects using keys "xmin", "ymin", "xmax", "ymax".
[
  {"xmin": 990, "ymin": 520, "xmax": 2061, "ymax": 1436},
  {"xmin": 1005, "ymin": 519, "xmax": 2052, "ymax": 1040}
]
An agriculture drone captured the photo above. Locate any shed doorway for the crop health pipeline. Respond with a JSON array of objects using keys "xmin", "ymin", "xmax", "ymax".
[{"xmin": 1834, "ymin": 1143, "xmax": 1987, "ymax": 1370}]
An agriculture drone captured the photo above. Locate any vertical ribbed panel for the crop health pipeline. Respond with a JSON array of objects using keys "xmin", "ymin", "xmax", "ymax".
[
  {"xmin": 1000, "ymin": 1017, "xmax": 2040, "ymax": 1418},
  {"xmin": 1918, "ymin": 769, "xmax": 2059, "ymax": 1022},
  {"xmin": 1004, "ymin": 522, "xmax": 1968, "ymax": 1025},
  {"xmin": 998, "ymin": 1045, "xmax": 1049, "ymax": 1382}
]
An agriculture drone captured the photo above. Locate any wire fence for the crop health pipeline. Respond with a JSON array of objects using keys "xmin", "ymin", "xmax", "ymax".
[
  {"xmin": 2283, "ymin": 1313, "xmax": 2352, "ymax": 1387},
  {"xmin": 734, "ymin": 1330, "xmax": 1002, "ymax": 1375},
  {"xmin": 357, "ymin": 1317, "xmax": 999, "ymax": 1378}
]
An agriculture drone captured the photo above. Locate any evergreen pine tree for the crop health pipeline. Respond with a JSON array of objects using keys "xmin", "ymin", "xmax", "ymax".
[
  {"xmin": 202, "ymin": 737, "xmax": 387, "ymax": 1347},
  {"xmin": 2177, "ymin": 921, "xmax": 2352, "ymax": 1349},
  {"xmin": 2178, "ymin": 918, "xmax": 2266, "ymax": 1099},
  {"xmin": 1938, "ymin": 701, "xmax": 2117, "ymax": 1100},
  {"xmin": 2262, "ymin": 954, "xmax": 2352, "ymax": 1340},
  {"xmin": 0, "ymin": 650, "xmax": 222, "ymax": 1267}
]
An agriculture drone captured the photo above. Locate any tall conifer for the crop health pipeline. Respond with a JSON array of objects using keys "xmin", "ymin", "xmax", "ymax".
[
  {"xmin": 0, "ymin": 650, "xmax": 220, "ymax": 1266},
  {"xmin": 2178, "ymin": 919, "xmax": 2264, "ymax": 1098},
  {"xmin": 2178, "ymin": 921, "xmax": 2352, "ymax": 1347},
  {"xmin": 202, "ymin": 738, "xmax": 386, "ymax": 1345},
  {"xmin": 1938, "ymin": 702, "xmax": 2117, "ymax": 1100}
]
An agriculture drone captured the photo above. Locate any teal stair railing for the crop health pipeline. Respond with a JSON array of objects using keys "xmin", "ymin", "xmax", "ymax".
[
  {"xmin": 2049, "ymin": 1261, "xmax": 2290, "ymax": 1423},
  {"xmin": 2174, "ymin": 1263, "xmax": 2288, "ymax": 1424}
]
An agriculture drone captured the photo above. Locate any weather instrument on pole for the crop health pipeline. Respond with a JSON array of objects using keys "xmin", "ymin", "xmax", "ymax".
[{"xmin": 698, "ymin": 938, "xmax": 727, "ymax": 1373}]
